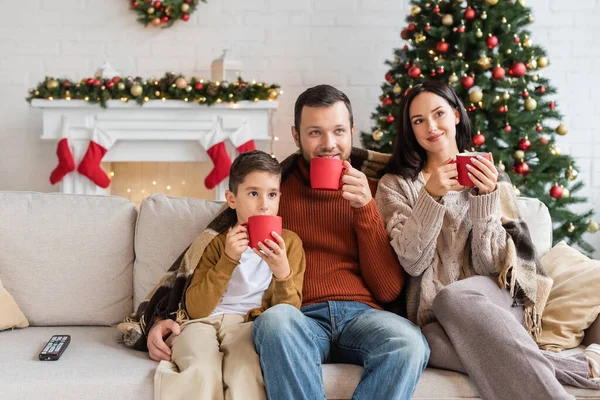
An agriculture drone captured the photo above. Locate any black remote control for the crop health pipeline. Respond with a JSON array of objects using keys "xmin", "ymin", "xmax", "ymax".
[{"xmin": 39, "ymin": 335, "xmax": 70, "ymax": 361}]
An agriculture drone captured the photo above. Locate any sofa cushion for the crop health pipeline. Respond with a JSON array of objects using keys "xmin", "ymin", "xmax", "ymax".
[
  {"xmin": 0, "ymin": 277, "xmax": 28, "ymax": 331},
  {"xmin": 0, "ymin": 326, "xmax": 155, "ymax": 400},
  {"xmin": 516, "ymin": 197, "xmax": 552, "ymax": 257},
  {"xmin": 0, "ymin": 192, "xmax": 136, "ymax": 326},
  {"xmin": 133, "ymin": 194, "xmax": 224, "ymax": 309},
  {"xmin": 538, "ymin": 241, "xmax": 600, "ymax": 352}
]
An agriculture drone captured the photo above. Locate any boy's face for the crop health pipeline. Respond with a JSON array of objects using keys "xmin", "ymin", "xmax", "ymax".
[
  {"xmin": 292, "ymin": 101, "xmax": 354, "ymax": 162},
  {"xmin": 225, "ymin": 171, "xmax": 281, "ymax": 224}
]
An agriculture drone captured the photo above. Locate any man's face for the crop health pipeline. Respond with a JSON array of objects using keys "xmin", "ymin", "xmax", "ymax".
[
  {"xmin": 292, "ymin": 101, "xmax": 354, "ymax": 162},
  {"xmin": 225, "ymin": 171, "xmax": 281, "ymax": 224}
]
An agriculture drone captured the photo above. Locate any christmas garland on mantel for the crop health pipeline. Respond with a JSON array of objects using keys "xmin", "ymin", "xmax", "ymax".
[
  {"xmin": 26, "ymin": 73, "xmax": 281, "ymax": 108},
  {"xmin": 131, "ymin": 0, "xmax": 205, "ymax": 28}
]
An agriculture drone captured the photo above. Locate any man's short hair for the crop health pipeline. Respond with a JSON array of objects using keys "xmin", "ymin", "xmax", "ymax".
[
  {"xmin": 294, "ymin": 85, "xmax": 354, "ymax": 131},
  {"xmin": 228, "ymin": 150, "xmax": 281, "ymax": 194}
]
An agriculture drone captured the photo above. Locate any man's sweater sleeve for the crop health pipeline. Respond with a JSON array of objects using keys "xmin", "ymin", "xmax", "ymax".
[
  {"xmin": 185, "ymin": 234, "xmax": 238, "ymax": 319},
  {"xmin": 353, "ymin": 198, "xmax": 405, "ymax": 304},
  {"xmin": 375, "ymin": 174, "xmax": 445, "ymax": 277}
]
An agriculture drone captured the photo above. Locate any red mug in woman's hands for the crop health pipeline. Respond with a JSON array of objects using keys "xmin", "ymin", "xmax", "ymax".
[{"xmin": 456, "ymin": 152, "xmax": 492, "ymax": 186}]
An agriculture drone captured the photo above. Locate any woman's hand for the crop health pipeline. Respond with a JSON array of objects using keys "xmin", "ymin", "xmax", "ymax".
[
  {"xmin": 467, "ymin": 155, "xmax": 498, "ymax": 195},
  {"xmin": 424, "ymin": 161, "xmax": 464, "ymax": 200}
]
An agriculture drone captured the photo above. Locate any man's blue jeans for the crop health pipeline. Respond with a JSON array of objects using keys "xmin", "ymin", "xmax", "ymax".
[{"xmin": 253, "ymin": 301, "xmax": 429, "ymax": 400}]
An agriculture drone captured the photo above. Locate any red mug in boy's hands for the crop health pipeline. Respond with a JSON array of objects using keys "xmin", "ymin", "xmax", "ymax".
[
  {"xmin": 246, "ymin": 215, "xmax": 283, "ymax": 249},
  {"xmin": 310, "ymin": 158, "xmax": 345, "ymax": 190},
  {"xmin": 456, "ymin": 152, "xmax": 492, "ymax": 186}
]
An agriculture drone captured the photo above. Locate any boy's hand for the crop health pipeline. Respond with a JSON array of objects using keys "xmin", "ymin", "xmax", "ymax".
[
  {"xmin": 341, "ymin": 160, "xmax": 372, "ymax": 208},
  {"xmin": 253, "ymin": 232, "xmax": 291, "ymax": 279},
  {"xmin": 147, "ymin": 319, "xmax": 181, "ymax": 362},
  {"xmin": 224, "ymin": 225, "xmax": 249, "ymax": 262}
]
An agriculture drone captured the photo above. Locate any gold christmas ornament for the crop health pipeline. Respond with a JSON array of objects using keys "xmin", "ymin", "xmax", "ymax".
[
  {"xmin": 566, "ymin": 166, "xmax": 578, "ymax": 181},
  {"xmin": 165, "ymin": 6, "xmax": 174, "ymax": 16},
  {"xmin": 181, "ymin": 3, "xmax": 190, "ymax": 13},
  {"xmin": 513, "ymin": 150, "xmax": 525, "ymax": 160},
  {"xmin": 556, "ymin": 123, "xmax": 568, "ymax": 135},
  {"xmin": 561, "ymin": 188, "xmax": 570, "ymax": 199},
  {"xmin": 537, "ymin": 56, "xmax": 549, "ymax": 68},
  {"xmin": 175, "ymin": 77, "xmax": 188, "ymax": 89},
  {"xmin": 268, "ymin": 88, "xmax": 280, "ymax": 100},
  {"xmin": 415, "ymin": 33, "xmax": 426, "ymax": 43},
  {"xmin": 485, "ymin": 0, "xmax": 499, "ymax": 5},
  {"xmin": 518, "ymin": 0, "xmax": 527, "ymax": 6},
  {"xmin": 151, "ymin": 18, "xmax": 161, "ymax": 26},
  {"xmin": 411, "ymin": 5, "xmax": 422, "ymax": 15},
  {"xmin": 372, "ymin": 129, "xmax": 384, "ymax": 141},
  {"xmin": 498, "ymin": 160, "xmax": 505, "ymax": 171},
  {"xmin": 475, "ymin": 29, "xmax": 483, "ymax": 38},
  {"xmin": 587, "ymin": 220, "xmax": 599, "ymax": 234},
  {"xmin": 46, "ymin": 79, "xmax": 59, "ymax": 90},
  {"xmin": 506, "ymin": 49, "xmax": 512, "ymax": 55},
  {"xmin": 478, "ymin": 57, "xmax": 491, "ymax": 70},
  {"xmin": 457, "ymin": 52, "xmax": 463, "ymax": 58},
  {"xmin": 567, "ymin": 222, "xmax": 575, "ymax": 233},
  {"xmin": 117, "ymin": 82, "xmax": 125, "ymax": 90},
  {"xmin": 393, "ymin": 84, "xmax": 402, "ymax": 94},
  {"xmin": 550, "ymin": 145, "xmax": 561, "ymax": 156},
  {"xmin": 503, "ymin": 92, "xmax": 510, "ymax": 100},
  {"xmin": 147, "ymin": 7, "xmax": 155, "ymax": 14},
  {"xmin": 442, "ymin": 14, "xmax": 454, "ymax": 26},
  {"xmin": 532, "ymin": 74, "xmax": 539, "ymax": 82},
  {"xmin": 501, "ymin": 17, "xmax": 507, "ymax": 24},
  {"xmin": 449, "ymin": 72, "xmax": 459, "ymax": 83},
  {"xmin": 469, "ymin": 88, "xmax": 483, "ymax": 103},
  {"xmin": 130, "ymin": 84, "xmax": 143, "ymax": 97},
  {"xmin": 524, "ymin": 97, "xmax": 537, "ymax": 111},
  {"xmin": 522, "ymin": 37, "xmax": 531, "ymax": 47},
  {"xmin": 527, "ymin": 59, "xmax": 537, "ymax": 69},
  {"xmin": 481, "ymin": 11, "xmax": 487, "ymax": 19},
  {"xmin": 528, "ymin": 15, "xmax": 534, "ymax": 22}
]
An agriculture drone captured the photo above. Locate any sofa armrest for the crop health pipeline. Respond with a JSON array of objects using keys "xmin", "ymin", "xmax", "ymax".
[{"xmin": 583, "ymin": 315, "xmax": 600, "ymax": 346}]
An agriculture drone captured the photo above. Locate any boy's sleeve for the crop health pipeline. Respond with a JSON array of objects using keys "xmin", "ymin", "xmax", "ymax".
[
  {"xmin": 267, "ymin": 230, "xmax": 305, "ymax": 309},
  {"xmin": 185, "ymin": 234, "xmax": 239, "ymax": 319}
]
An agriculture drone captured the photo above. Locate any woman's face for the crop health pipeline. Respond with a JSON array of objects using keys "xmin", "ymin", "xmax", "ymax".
[{"xmin": 408, "ymin": 91, "xmax": 460, "ymax": 157}]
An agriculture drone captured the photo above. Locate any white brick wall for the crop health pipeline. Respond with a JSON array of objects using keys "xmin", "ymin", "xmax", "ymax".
[{"xmin": 1, "ymin": 0, "xmax": 599, "ymax": 252}]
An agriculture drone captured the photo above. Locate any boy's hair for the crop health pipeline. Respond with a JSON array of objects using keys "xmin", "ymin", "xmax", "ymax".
[{"xmin": 228, "ymin": 150, "xmax": 281, "ymax": 195}]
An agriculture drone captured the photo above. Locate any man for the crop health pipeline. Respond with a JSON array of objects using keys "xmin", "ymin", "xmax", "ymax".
[
  {"xmin": 145, "ymin": 85, "xmax": 429, "ymax": 400},
  {"xmin": 252, "ymin": 85, "xmax": 429, "ymax": 399}
]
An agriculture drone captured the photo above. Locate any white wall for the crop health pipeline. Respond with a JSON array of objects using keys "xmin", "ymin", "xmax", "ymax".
[{"xmin": 1, "ymin": 0, "xmax": 599, "ymax": 250}]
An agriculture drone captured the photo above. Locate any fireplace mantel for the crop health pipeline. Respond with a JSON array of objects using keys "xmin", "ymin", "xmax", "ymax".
[{"xmin": 31, "ymin": 99, "xmax": 278, "ymax": 200}]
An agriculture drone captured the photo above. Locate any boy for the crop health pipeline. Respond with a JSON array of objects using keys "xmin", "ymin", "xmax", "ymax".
[{"xmin": 154, "ymin": 150, "xmax": 305, "ymax": 400}]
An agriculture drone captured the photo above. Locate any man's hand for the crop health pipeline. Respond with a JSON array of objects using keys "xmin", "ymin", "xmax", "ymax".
[
  {"xmin": 341, "ymin": 161, "xmax": 372, "ymax": 208},
  {"xmin": 253, "ymin": 231, "xmax": 291, "ymax": 279},
  {"xmin": 424, "ymin": 160, "xmax": 464, "ymax": 200},
  {"xmin": 224, "ymin": 224, "xmax": 249, "ymax": 262},
  {"xmin": 147, "ymin": 319, "xmax": 181, "ymax": 362}
]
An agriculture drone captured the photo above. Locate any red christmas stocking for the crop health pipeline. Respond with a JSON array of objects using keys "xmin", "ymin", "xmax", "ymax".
[
  {"xmin": 77, "ymin": 128, "xmax": 115, "ymax": 188},
  {"xmin": 230, "ymin": 122, "xmax": 256, "ymax": 154},
  {"xmin": 49, "ymin": 138, "xmax": 75, "ymax": 184},
  {"xmin": 199, "ymin": 124, "xmax": 232, "ymax": 190}
]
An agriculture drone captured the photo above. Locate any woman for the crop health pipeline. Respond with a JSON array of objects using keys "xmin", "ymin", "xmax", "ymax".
[{"xmin": 375, "ymin": 81, "xmax": 599, "ymax": 400}]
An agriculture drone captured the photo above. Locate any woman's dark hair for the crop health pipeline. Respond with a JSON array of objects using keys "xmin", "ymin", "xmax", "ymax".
[{"xmin": 384, "ymin": 81, "xmax": 471, "ymax": 180}]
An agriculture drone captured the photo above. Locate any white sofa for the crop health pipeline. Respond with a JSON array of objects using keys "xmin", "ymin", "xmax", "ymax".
[{"xmin": 1, "ymin": 191, "xmax": 599, "ymax": 400}]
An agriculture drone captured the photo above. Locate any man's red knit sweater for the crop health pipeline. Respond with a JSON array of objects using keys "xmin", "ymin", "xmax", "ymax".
[{"xmin": 279, "ymin": 158, "xmax": 405, "ymax": 309}]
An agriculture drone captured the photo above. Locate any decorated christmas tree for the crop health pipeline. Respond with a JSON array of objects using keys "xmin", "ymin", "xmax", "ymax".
[{"xmin": 362, "ymin": 0, "xmax": 598, "ymax": 253}]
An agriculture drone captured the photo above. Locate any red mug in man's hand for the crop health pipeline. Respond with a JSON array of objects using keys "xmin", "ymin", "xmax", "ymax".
[{"xmin": 310, "ymin": 158, "xmax": 345, "ymax": 190}]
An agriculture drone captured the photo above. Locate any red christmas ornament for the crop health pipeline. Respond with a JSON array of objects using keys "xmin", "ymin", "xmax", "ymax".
[
  {"xmin": 436, "ymin": 41, "xmax": 449, "ymax": 53},
  {"xmin": 407, "ymin": 23, "xmax": 416, "ymax": 31},
  {"xmin": 433, "ymin": 6, "xmax": 440, "ymax": 13},
  {"xmin": 512, "ymin": 161, "xmax": 530, "ymax": 177},
  {"xmin": 112, "ymin": 76, "xmax": 121, "ymax": 83},
  {"xmin": 161, "ymin": 16, "xmax": 169, "ymax": 23},
  {"xmin": 403, "ymin": 45, "xmax": 409, "ymax": 50},
  {"xmin": 154, "ymin": 1, "xmax": 162, "ymax": 8},
  {"xmin": 106, "ymin": 81, "xmax": 115, "ymax": 89},
  {"xmin": 430, "ymin": 70, "xmax": 437, "ymax": 77},
  {"xmin": 518, "ymin": 138, "xmax": 531, "ymax": 151},
  {"xmin": 185, "ymin": 0, "xmax": 192, "ymax": 3},
  {"xmin": 468, "ymin": 105, "xmax": 477, "ymax": 112},
  {"xmin": 522, "ymin": 90, "xmax": 529, "ymax": 98},
  {"xmin": 86, "ymin": 78, "xmax": 94, "ymax": 85},
  {"xmin": 437, "ymin": 67, "xmax": 445, "ymax": 75},
  {"xmin": 146, "ymin": 0, "xmax": 152, "ymax": 2},
  {"xmin": 385, "ymin": 72, "xmax": 394, "ymax": 84},
  {"xmin": 458, "ymin": 26, "xmax": 465, "ymax": 33},
  {"xmin": 424, "ymin": 24, "xmax": 431, "ymax": 31},
  {"xmin": 492, "ymin": 66, "xmax": 505, "ymax": 80},
  {"xmin": 497, "ymin": 106, "xmax": 508, "ymax": 113},
  {"xmin": 486, "ymin": 36, "xmax": 499, "ymax": 49},
  {"xmin": 536, "ymin": 86, "xmax": 546, "ymax": 94},
  {"xmin": 538, "ymin": 137, "xmax": 549, "ymax": 145},
  {"xmin": 461, "ymin": 76, "xmax": 474, "ymax": 90},
  {"xmin": 504, "ymin": 124, "xmax": 512, "ymax": 133},
  {"xmin": 509, "ymin": 62, "xmax": 527, "ymax": 77},
  {"xmin": 400, "ymin": 29, "xmax": 410, "ymax": 40},
  {"xmin": 408, "ymin": 66, "xmax": 422, "ymax": 79},
  {"xmin": 473, "ymin": 133, "xmax": 486, "ymax": 146},
  {"xmin": 182, "ymin": 13, "xmax": 190, "ymax": 21},
  {"xmin": 549, "ymin": 185, "xmax": 563, "ymax": 199},
  {"xmin": 194, "ymin": 82, "xmax": 203, "ymax": 90},
  {"xmin": 386, "ymin": 115, "xmax": 395, "ymax": 123},
  {"xmin": 93, "ymin": 79, "xmax": 101, "ymax": 87},
  {"xmin": 404, "ymin": 62, "xmax": 410, "ymax": 70},
  {"xmin": 382, "ymin": 97, "xmax": 393, "ymax": 107},
  {"xmin": 550, "ymin": 100, "xmax": 556, "ymax": 110},
  {"xmin": 62, "ymin": 81, "xmax": 70, "ymax": 88},
  {"xmin": 132, "ymin": 1, "xmax": 139, "ymax": 8},
  {"xmin": 514, "ymin": 36, "xmax": 520, "ymax": 43},
  {"xmin": 536, "ymin": 124, "xmax": 543, "ymax": 133},
  {"xmin": 465, "ymin": 8, "xmax": 476, "ymax": 20}
]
